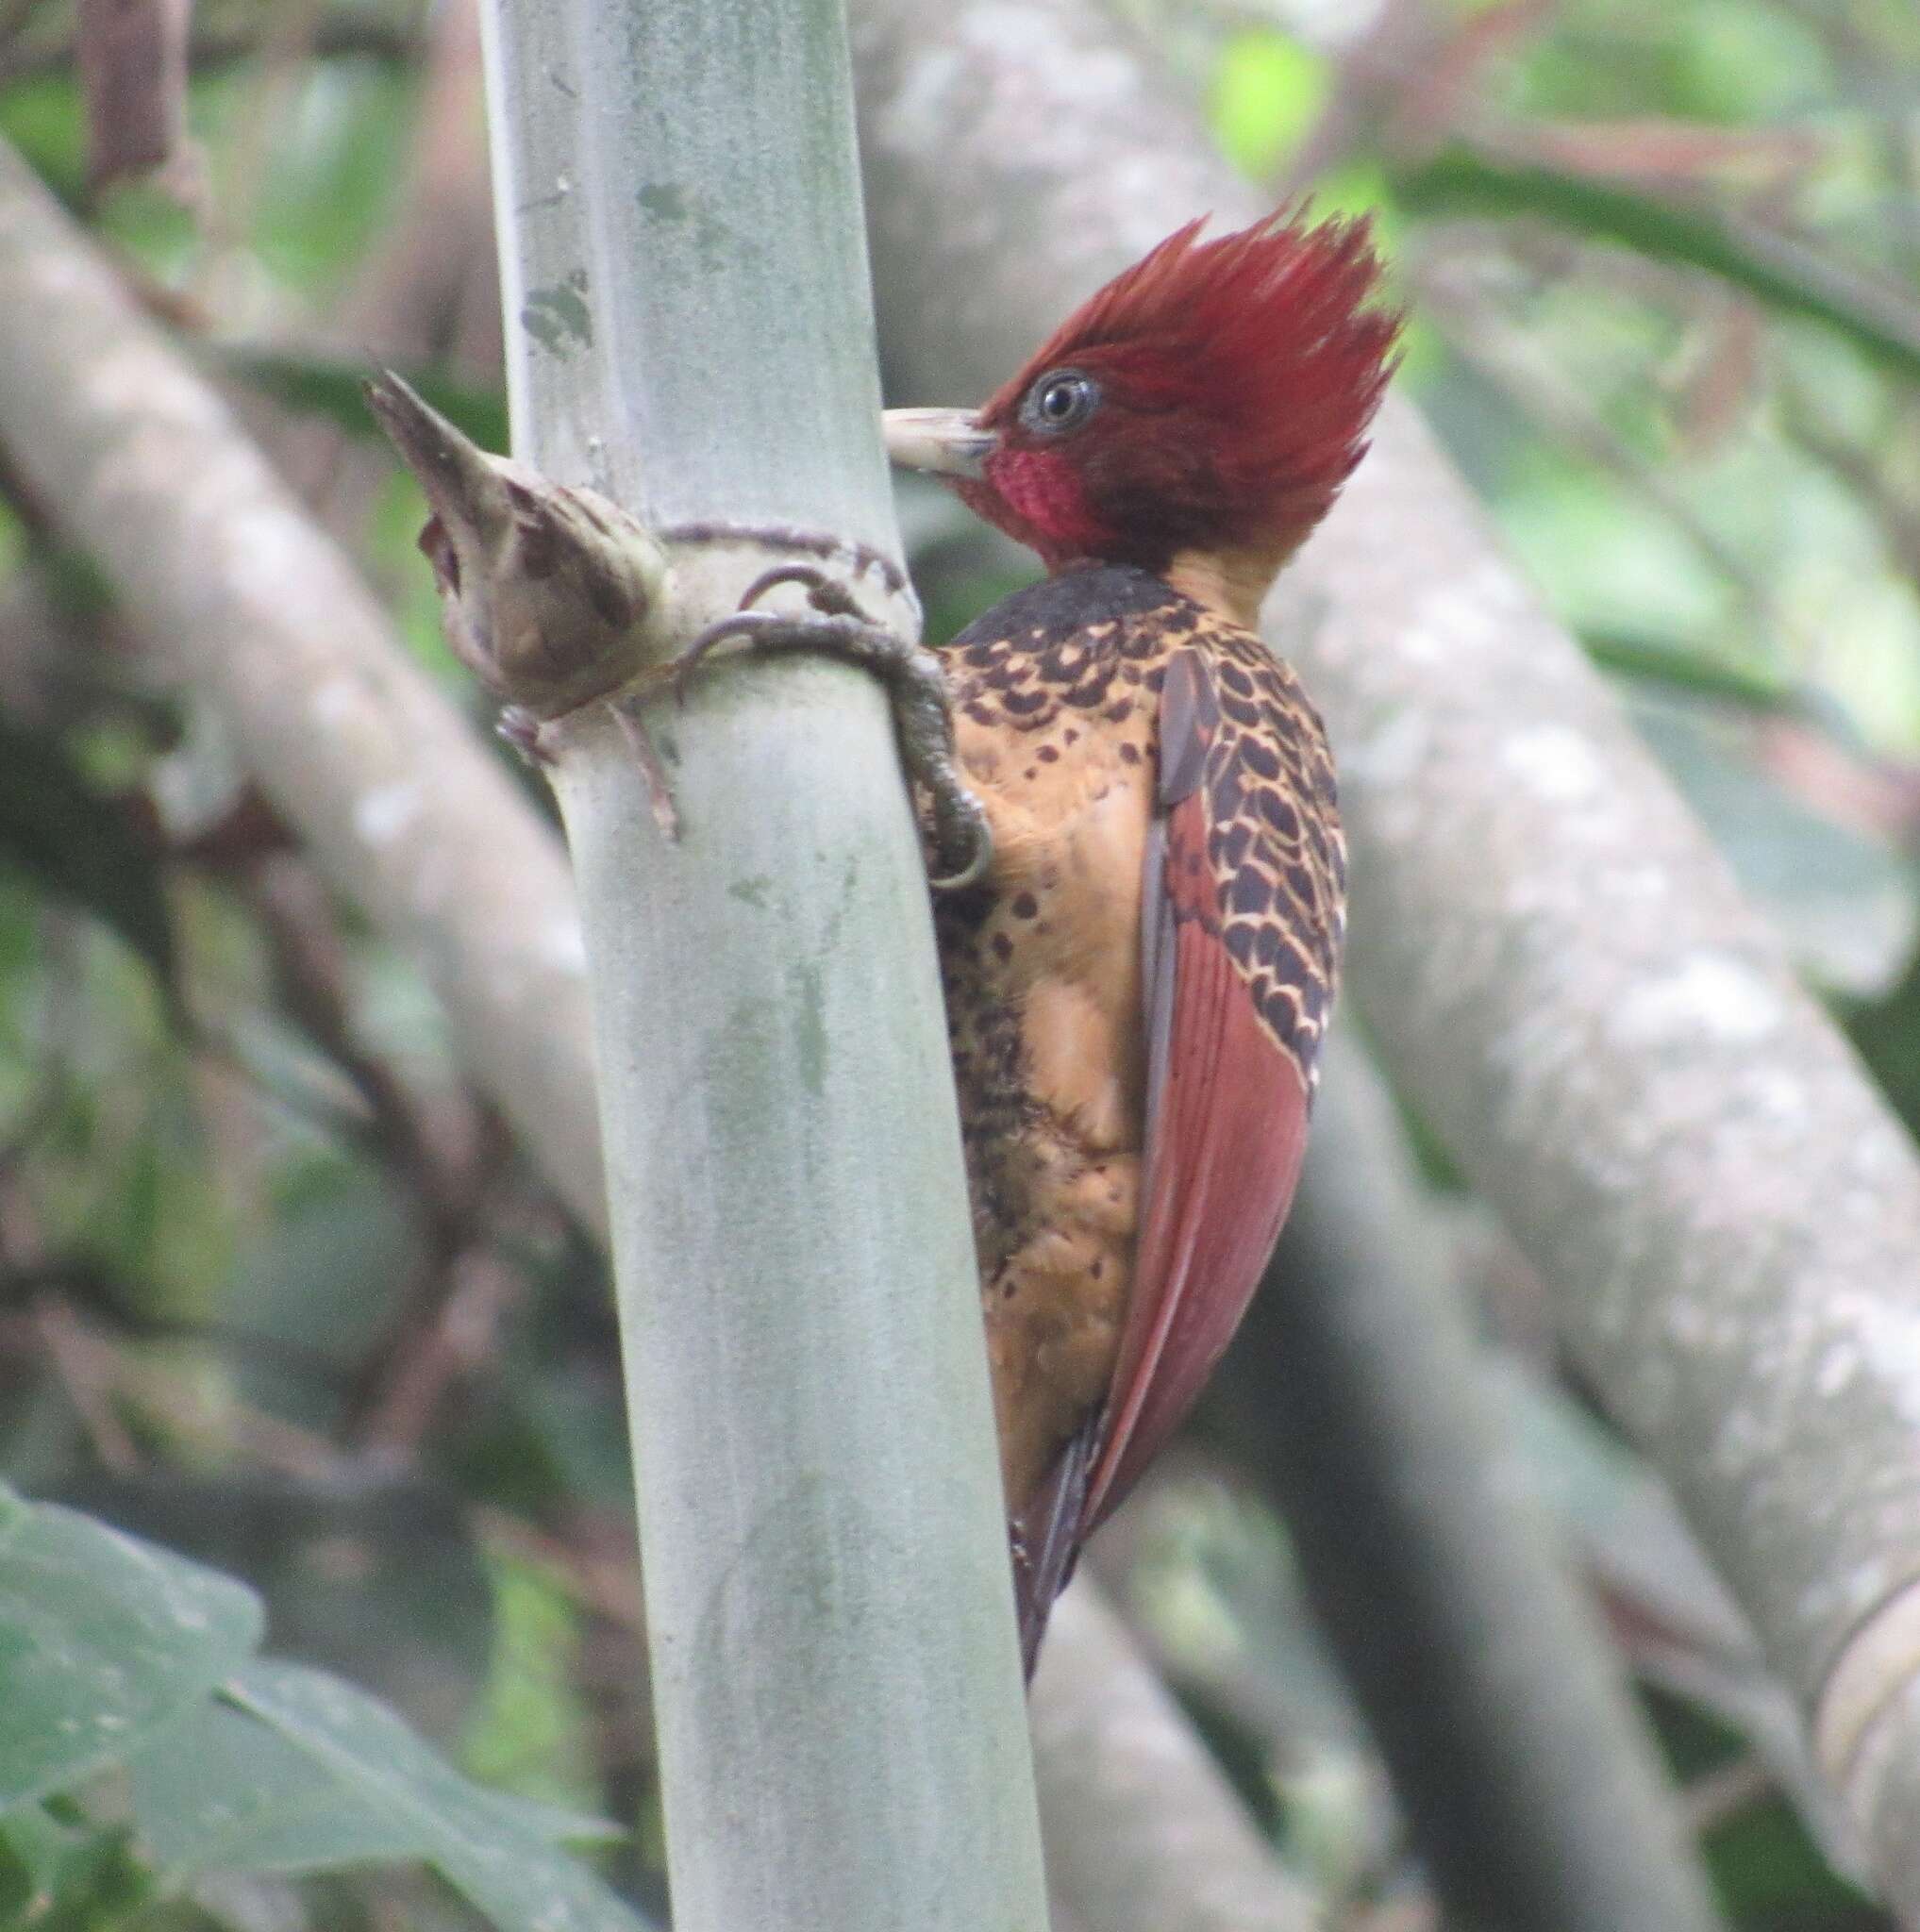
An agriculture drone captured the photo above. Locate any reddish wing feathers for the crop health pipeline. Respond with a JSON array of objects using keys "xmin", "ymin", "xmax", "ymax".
[
  {"xmin": 1008, "ymin": 650, "xmax": 1318, "ymax": 1664},
  {"xmin": 1084, "ymin": 652, "xmax": 1311, "ymax": 1531},
  {"xmin": 1093, "ymin": 897, "xmax": 1307, "ymax": 1519}
]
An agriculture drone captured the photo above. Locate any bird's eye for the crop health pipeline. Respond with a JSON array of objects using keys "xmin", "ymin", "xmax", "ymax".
[{"xmin": 1024, "ymin": 370, "xmax": 1100, "ymax": 435}]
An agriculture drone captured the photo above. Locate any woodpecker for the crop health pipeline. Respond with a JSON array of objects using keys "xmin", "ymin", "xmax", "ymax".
[{"xmin": 883, "ymin": 210, "xmax": 1399, "ymax": 1670}]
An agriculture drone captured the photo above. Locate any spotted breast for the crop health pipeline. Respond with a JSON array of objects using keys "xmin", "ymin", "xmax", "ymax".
[{"xmin": 930, "ymin": 561, "xmax": 1344, "ymax": 1602}]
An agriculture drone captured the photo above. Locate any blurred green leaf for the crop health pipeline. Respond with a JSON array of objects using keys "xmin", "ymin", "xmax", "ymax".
[
  {"xmin": 0, "ymin": 1488, "xmax": 263, "ymax": 1810},
  {"xmin": 0, "ymin": 1806, "xmax": 152, "ymax": 1931},
  {"xmin": 1672, "ymin": 0, "xmax": 1832, "ymax": 122},
  {"xmin": 246, "ymin": 64, "xmax": 414, "ymax": 295},
  {"xmin": 460, "ymin": 1555, "xmax": 598, "ymax": 1814},
  {"xmin": 1211, "ymin": 31, "xmax": 1330, "ymax": 182},
  {"xmin": 1587, "ymin": 629, "xmax": 1856, "ymax": 731},
  {"xmin": 129, "ymin": 1696, "xmax": 444, "ymax": 1878},
  {"xmin": 0, "ymin": 717, "xmax": 175, "ymax": 997},
  {"xmin": 1843, "ymin": 946, "xmax": 1920, "ymax": 1140},
  {"xmin": 1394, "ymin": 148, "xmax": 1920, "ymax": 384},
  {"xmin": 1704, "ymin": 1792, "xmax": 1880, "ymax": 1925},
  {"xmin": 225, "ymin": 1660, "xmax": 649, "ymax": 1932},
  {"xmin": 1504, "ymin": 4, "xmax": 1831, "ymax": 125},
  {"xmin": 221, "ymin": 1166, "xmax": 422, "ymax": 1432},
  {"xmin": 0, "ymin": 76, "xmax": 88, "ymax": 203},
  {"xmin": 0, "ymin": 1486, "xmax": 628, "ymax": 1927},
  {"xmin": 211, "ymin": 345, "xmax": 508, "ymax": 453},
  {"xmin": 58, "ymin": 1473, "xmax": 493, "ymax": 1746}
]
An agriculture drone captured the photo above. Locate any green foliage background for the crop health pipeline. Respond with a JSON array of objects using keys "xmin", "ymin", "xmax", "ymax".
[{"xmin": 0, "ymin": 0, "xmax": 1915, "ymax": 1925}]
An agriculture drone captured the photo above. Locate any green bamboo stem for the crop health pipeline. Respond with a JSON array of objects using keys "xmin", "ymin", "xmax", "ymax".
[{"xmin": 476, "ymin": 4, "xmax": 1045, "ymax": 1929}]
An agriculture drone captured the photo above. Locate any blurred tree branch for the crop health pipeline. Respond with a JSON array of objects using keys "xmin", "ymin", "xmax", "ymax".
[
  {"xmin": 0, "ymin": 2, "xmax": 427, "ymax": 88},
  {"xmin": 0, "ymin": 136, "xmax": 605, "ymax": 1237},
  {"xmin": 1776, "ymin": 375, "xmax": 1920, "ymax": 593},
  {"xmin": 1031, "ymin": 1579, "xmax": 1321, "ymax": 1932},
  {"xmin": 850, "ymin": 0, "xmax": 1920, "ymax": 1916},
  {"xmin": 75, "ymin": 0, "xmax": 190, "ymax": 190},
  {"xmin": 1224, "ymin": 1027, "xmax": 1723, "ymax": 1930},
  {"xmin": 1394, "ymin": 140, "xmax": 1920, "ymax": 386},
  {"xmin": 342, "ymin": 0, "xmax": 496, "ymax": 375},
  {"xmin": 1410, "ymin": 243, "xmax": 1781, "ymax": 648}
]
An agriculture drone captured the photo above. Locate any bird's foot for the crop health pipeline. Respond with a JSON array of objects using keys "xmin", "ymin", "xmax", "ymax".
[
  {"xmin": 661, "ymin": 563, "xmax": 992, "ymax": 891},
  {"xmin": 505, "ymin": 699, "xmax": 679, "ymax": 839},
  {"xmin": 609, "ymin": 696, "xmax": 682, "ymax": 840}
]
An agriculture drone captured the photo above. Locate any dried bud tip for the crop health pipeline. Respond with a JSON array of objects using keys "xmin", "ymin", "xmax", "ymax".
[{"xmin": 365, "ymin": 371, "xmax": 670, "ymax": 720}]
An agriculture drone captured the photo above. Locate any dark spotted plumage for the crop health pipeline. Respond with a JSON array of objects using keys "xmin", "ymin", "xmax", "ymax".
[
  {"xmin": 886, "ymin": 206, "xmax": 1395, "ymax": 1672},
  {"xmin": 926, "ymin": 564, "xmax": 1344, "ymax": 1661},
  {"xmin": 937, "ymin": 564, "xmax": 1343, "ymax": 1065},
  {"xmin": 1180, "ymin": 630, "xmax": 1345, "ymax": 1074}
]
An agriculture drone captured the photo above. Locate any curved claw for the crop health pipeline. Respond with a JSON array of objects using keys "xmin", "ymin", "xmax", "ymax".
[
  {"xmin": 737, "ymin": 561, "xmax": 863, "ymax": 619},
  {"xmin": 666, "ymin": 594, "xmax": 993, "ymax": 895},
  {"xmin": 674, "ymin": 609, "xmax": 782, "ymax": 704},
  {"xmin": 927, "ymin": 807, "xmax": 993, "ymax": 893}
]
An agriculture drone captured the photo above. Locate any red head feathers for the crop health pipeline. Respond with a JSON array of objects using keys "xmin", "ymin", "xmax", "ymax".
[{"xmin": 888, "ymin": 209, "xmax": 1399, "ymax": 613}]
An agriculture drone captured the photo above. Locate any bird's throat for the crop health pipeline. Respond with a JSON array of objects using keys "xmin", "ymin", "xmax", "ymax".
[{"xmin": 1163, "ymin": 542, "xmax": 1291, "ymax": 630}]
